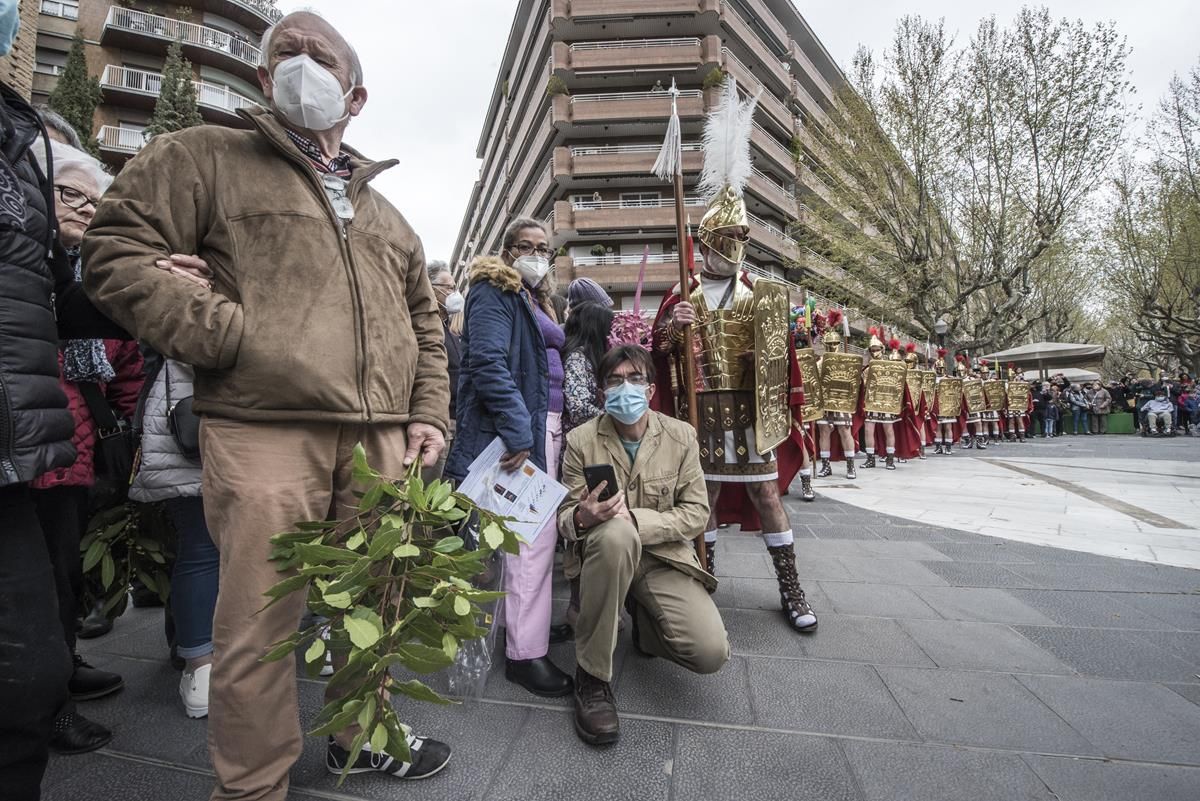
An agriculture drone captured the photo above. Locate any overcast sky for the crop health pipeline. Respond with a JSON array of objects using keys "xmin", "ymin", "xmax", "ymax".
[{"xmin": 288, "ymin": 1, "xmax": 1198, "ymax": 262}]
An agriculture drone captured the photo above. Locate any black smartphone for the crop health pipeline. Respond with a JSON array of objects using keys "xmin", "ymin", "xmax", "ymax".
[{"xmin": 583, "ymin": 464, "xmax": 619, "ymax": 502}]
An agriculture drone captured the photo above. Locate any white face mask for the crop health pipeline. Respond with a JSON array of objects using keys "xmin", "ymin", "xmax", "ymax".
[
  {"xmin": 513, "ymin": 255, "xmax": 551, "ymax": 287},
  {"xmin": 443, "ymin": 291, "xmax": 465, "ymax": 315},
  {"xmin": 271, "ymin": 55, "xmax": 352, "ymax": 132}
]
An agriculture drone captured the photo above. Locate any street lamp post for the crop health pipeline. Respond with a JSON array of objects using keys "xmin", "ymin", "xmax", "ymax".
[{"xmin": 934, "ymin": 318, "xmax": 949, "ymax": 349}]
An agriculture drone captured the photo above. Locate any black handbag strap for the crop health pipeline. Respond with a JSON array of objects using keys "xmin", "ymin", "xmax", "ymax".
[{"xmin": 78, "ymin": 381, "xmax": 122, "ymax": 435}]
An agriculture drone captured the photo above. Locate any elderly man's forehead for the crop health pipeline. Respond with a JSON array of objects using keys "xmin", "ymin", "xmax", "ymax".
[
  {"xmin": 269, "ymin": 14, "xmax": 353, "ymax": 61},
  {"xmin": 55, "ymin": 168, "xmax": 100, "ymax": 193}
]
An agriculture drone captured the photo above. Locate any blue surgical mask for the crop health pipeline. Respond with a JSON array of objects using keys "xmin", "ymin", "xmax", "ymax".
[
  {"xmin": 605, "ymin": 382, "xmax": 649, "ymax": 425},
  {"xmin": 0, "ymin": 0, "xmax": 19, "ymax": 58}
]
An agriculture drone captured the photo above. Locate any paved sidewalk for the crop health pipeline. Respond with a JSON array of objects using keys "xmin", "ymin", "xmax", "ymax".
[{"xmin": 49, "ymin": 442, "xmax": 1200, "ymax": 801}]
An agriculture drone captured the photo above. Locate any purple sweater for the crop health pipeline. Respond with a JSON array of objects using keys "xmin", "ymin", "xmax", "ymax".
[{"xmin": 534, "ymin": 303, "xmax": 564, "ymax": 414}]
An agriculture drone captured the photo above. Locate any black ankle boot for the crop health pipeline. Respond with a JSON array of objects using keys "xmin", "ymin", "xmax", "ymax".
[
  {"xmin": 817, "ymin": 458, "xmax": 832, "ymax": 477},
  {"xmin": 765, "ymin": 544, "xmax": 818, "ymax": 633},
  {"xmin": 862, "ymin": 454, "xmax": 876, "ymax": 468},
  {"xmin": 50, "ymin": 711, "xmax": 112, "ymax": 755},
  {"xmin": 505, "ymin": 656, "xmax": 573, "ymax": 698},
  {"xmin": 933, "ymin": 443, "xmax": 944, "ymax": 455},
  {"xmin": 800, "ymin": 474, "xmax": 815, "ymax": 501},
  {"xmin": 845, "ymin": 458, "xmax": 856, "ymax": 479},
  {"xmin": 976, "ymin": 436, "xmax": 988, "ymax": 450},
  {"xmin": 885, "ymin": 454, "xmax": 896, "ymax": 470},
  {"xmin": 69, "ymin": 654, "xmax": 124, "ymax": 701}
]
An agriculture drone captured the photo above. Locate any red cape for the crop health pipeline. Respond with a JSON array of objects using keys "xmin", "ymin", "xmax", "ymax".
[
  {"xmin": 651, "ymin": 273, "xmax": 809, "ymax": 531},
  {"xmin": 895, "ymin": 386, "xmax": 923, "ymax": 459}
]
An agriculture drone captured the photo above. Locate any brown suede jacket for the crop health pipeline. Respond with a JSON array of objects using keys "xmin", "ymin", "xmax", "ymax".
[{"xmin": 82, "ymin": 108, "xmax": 449, "ymax": 431}]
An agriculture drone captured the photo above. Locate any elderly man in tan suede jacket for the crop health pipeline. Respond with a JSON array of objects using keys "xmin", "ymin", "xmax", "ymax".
[{"xmin": 83, "ymin": 12, "xmax": 452, "ymax": 800}]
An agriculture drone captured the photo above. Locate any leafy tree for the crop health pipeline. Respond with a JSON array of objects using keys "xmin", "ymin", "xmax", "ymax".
[
  {"xmin": 146, "ymin": 39, "xmax": 203, "ymax": 137},
  {"xmin": 48, "ymin": 34, "xmax": 103, "ymax": 156}
]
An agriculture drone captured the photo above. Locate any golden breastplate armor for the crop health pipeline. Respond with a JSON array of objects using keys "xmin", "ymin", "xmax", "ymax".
[{"xmin": 691, "ymin": 278, "xmax": 755, "ymax": 392}]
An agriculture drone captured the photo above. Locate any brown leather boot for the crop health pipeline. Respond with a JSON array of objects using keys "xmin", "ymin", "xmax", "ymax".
[
  {"xmin": 573, "ymin": 667, "xmax": 620, "ymax": 745},
  {"xmin": 765, "ymin": 543, "xmax": 818, "ymax": 633}
]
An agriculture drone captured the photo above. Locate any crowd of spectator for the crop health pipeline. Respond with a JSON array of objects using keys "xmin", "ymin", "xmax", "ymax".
[{"xmin": 1026, "ymin": 372, "xmax": 1197, "ymax": 438}]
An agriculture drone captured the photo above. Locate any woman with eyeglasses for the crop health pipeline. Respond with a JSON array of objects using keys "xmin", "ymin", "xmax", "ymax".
[
  {"xmin": 444, "ymin": 217, "xmax": 574, "ymax": 698},
  {"xmin": 26, "ymin": 141, "xmax": 143, "ymax": 756}
]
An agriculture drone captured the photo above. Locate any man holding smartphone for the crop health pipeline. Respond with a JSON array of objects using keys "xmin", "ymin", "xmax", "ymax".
[{"xmin": 558, "ymin": 345, "xmax": 729, "ymax": 746}]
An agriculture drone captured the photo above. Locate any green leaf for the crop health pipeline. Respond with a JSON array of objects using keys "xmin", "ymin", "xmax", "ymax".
[
  {"xmin": 482, "ymin": 523, "xmax": 505, "ymax": 550},
  {"xmin": 453, "ymin": 595, "xmax": 471, "ymax": 617},
  {"xmin": 432, "ymin": 536, "xmax": 464, "ymax": 554},
  {"xmin": 345, "ymin": 531, "xmax": 366, "ymax": 551},
  {"xmin": 370, "ymin": 722, "xmax": 389, "ymax": 754},
  {"xmin": 82, "ymin": 538, "xmax": 106, "ymax": 571},
  {"xmin": 393, "ymin": 643, "xmax": 453, "ymax": 674},
  {"xmin": 293, "ymin": 543, "xmax": 360, "ymax": 564},
  {"xmin": 344, "ymin": 616, "xmax": 381, "ymax": 650},
  {"xmin": 356, "ymin": 694, "xmax": 377, "ymax": 733},
  {"xmin": 385, "ymin": 723, "xmax": 414, "ymax": 764},
  {"xmin": 304, "ymin": 638, "xmax": 326, "ymax": 665},
  {"xmin": 100, "ymin": 552, "xmax": 115, "ymax": 589},
  {"xmin": 442, "ymin": 632, "xmax": 458, "ymax": 661},
  {"xmin": 263, "ymin": 573, "xmax": 310, "ymax": 602},
  {"xmin": 351, "ymin": 442, "xmax": 378, "ymax": 482},
  {"xmin": 392, "ymin": 543, "xmax": 420, "ymax": 559},
  {"xmin": 323, "ymin": 591, "xmax": 352, "ymax": 609},
  {"xmin": 391, "ymin": 679, "xmax": 456, "ymax": 704},
  {"xmin": 261, "ymin": 634, "xmax": 302, "ymax": 662},
  {"xmin": 412, "ymin": 596, "xmax": 438, "ymax": 608}
]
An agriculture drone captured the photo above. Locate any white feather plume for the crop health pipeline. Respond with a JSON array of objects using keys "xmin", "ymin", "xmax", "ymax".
[{"xmin": 697, "ymin": 77, "xmax": 760, "ymax": 202}]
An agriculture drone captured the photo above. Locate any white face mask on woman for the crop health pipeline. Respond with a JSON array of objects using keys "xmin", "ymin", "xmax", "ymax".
[
  {"xmin": 443, "ymin": 291, "xmax": 465, "ymax": 315},
  {"xmin": 513, "ymin": 255, "xmax": 551, "ymax": 287},
  {"xmin": 271, "ymin": 55, "xmax": 352, "ymax": 132}
]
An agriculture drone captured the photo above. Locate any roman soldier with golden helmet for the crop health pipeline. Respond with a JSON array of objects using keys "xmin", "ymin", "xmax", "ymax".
[
  {"xmin": 931, "ymin": 348, "xmax": 964, "ymax": 453},
  {"xmin": 1004, "ymin": 363, "xmax": 1033, "ymax": 442},
  {"xmin": 960, "ymin": 356, "xmax": 989, "ymax": 449},
  {"xmin": 861, "ymin": 330, "xmax": 907, "ymax": 470},
  {"xmin": 979, "ymin": 359, "xmax": 1007, "ymax": 444},
  {"xmin": 815, "ymin": 309, "xmax": 862, "ymax": 480},
  {"xmin": 652, "ymin": 78, "xmax": 817, "ymax": 633}
]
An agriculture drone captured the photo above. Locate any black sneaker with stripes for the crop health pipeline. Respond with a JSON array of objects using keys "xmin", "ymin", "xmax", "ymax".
[{"xmin": 326, "ymin": 733, "xmax": 451, "ymax": 780}]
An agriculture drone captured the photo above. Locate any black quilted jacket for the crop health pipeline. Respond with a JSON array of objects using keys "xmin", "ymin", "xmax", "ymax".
[{"xmin": 0, "ymin": 83, "xmax": 125, "ymax": 487}]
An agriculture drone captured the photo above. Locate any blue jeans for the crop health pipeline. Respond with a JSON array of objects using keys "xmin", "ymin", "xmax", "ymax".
[
  {"xmin": 164, "ymin": 497, "xmax": 219, "ymax": 660},
  {"xmin": 1045, "ymin": 418, "xmax": 1057, "ymax": 436},
  {"xmin": 1071, "ymin": 407, "xmax": 1087, "ymax": 433}
]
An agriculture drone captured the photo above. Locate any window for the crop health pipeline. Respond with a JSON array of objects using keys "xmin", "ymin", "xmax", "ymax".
[
  {"xmin": 571, "ymin": 193, "xmax": 602, "ymax": 210},
  {"xmin": 619, "ymin": 192, "xmax": 661, "ymax": 208},
  {"xmin": 34, "ymin": 62, "xmax": 63, "ymax": 76},
  {"xmin": 40, "ymin": 0, "xmax": 79, "ymax": 20}
]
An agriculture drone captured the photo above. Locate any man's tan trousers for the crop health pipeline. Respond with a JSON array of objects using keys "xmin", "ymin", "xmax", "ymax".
[
  {"xmin": 574, "ymin": 518, "xmax": 729, "ymax": 682},
  {"xmin": 200, "ymin": 417, "xmax": 409, "ymax": 801}
]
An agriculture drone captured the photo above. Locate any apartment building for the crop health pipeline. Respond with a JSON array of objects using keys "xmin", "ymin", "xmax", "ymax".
[
  {"xmin": 450, "ymin": 0, "xmax": 850, "ymax": 311},
  {"xmin": 32, "ymin": 0, "xmax": 279, "ymax": 167}
]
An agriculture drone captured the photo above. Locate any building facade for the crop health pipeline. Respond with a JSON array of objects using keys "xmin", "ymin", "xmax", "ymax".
[
  {"xmin": 32, "ymin": 0, "xmax": 279, "ymax": 166},
  {"xmin": 450, "ymin": 0, "xmax": 853, "ymax": 312}
]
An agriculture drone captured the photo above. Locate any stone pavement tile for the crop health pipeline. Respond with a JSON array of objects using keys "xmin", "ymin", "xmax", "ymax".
[
  {"xmin": 82, "ymin": 609, "xmax": 172, "ymax": 663},
  {"xmin": 798, "ymin": 614, "xmax": 936, "ymax": 668},
  {"xmin": 1116, "ymin": 592, "xmax": 1200, "ymax": 630},
  {"xmin": 1128, "ymin": 630, "xmax": 1200, "ymax": 667},
  {"xmin": 835, "ymin": 556, "xmax": 952, "ymax": 587},
  {"xmin": 720, "ymin": 608, "xmax": 806, "ymax": 658},
  {"xmin": 712, "ymin": 576, "xmax": 832, "ymax": 614},
  {"xmin": 291, "ymin": 679, "xmax": 530, "ymax": 801},
  {"xmin": 1013, "ymin": 626, "xmax": 1199, "ymax": 681},
  {"xmin": 897, "ymin": 620, "xmax": 1072, "ymax": 674},
  {"xmin": 1165, "ymin": 682, "xmax": 1200, "ymax": 706},
  {"xmin": 840, "ymin": 740, "xmax": 1057, "ymax": 801},
  {"xmin": 818, "ymin": 582, "xmax": 942, "ymax": 620},
  {"xmin": 477, "ymin": 637, "xmax": 589, "ymax": 708},
  {"xmin": 1016, "ymin": 674, "xmax": 1200, "ymax": 764},
  {"xmin": 715, "ymin": 533, "xmax": 772, "ymax": 553},
  {"xmin": 912, "ymin": 587, "xmax": 1059, "ymax": 626},
  {"xmin": 1025, "ymin": 755, "xmax": 1200, "ymax": 801},
  {"xmin": 615, "ymin": 654, "xmax": 753, "ymax": 725},
  {"xmin": 869, "ymin": 527, "xmax": 956, "ymax": 542},
  {"xmin": 672, "ymin": 727, "xmax": 862, "ymax": 801},
  {"xmin": 929, "ymin": 542, "xmax": 1041, "ymax": 563},
  {"xmin": 875, "ymin": 666, "xmax": 1100, "ymax": 755},
  {"xmin": 1007, "ymin": 563, "xmax": 1200, "ymax": 593},
  {"xmin": 43, "ymin": 753, "xmax": 215, "ymax": 801},
  {"xmin": 920, "ymin": 561, "xmax": 1039, "ymax": 589},
  {"xmin": 746, "ymin": 657, "xmax": 917, "ymax": 738},
  {"xmin": 484, "ymin": 710, "xmax": 673, "ymax": 801},
  {"xmin": 713, "ymin": 550, "xmax": 775, "ymax": 578},
  {"xmin": 808, "ymin": 525, "xmax": 884, "ymax": 541},
  {"xmin": 1008, "ymin": 589, "xmax": 1179, "ymax": 630},
  {"xmin": 70, "ymin": 654, "xmax": 211, "ymax": 768},
  {"xmin": 792, "ymin": 539, "xmax": 950, "ymax": 561}
]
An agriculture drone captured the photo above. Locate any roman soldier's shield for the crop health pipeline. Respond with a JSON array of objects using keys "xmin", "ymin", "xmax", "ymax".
[
  {"xmin": 753, "ymin": 280, "xmax": 790, "ymax": 453},
  {"xmin": 795, "ymin": 348, "xmax": 824, "ymax": 423}
]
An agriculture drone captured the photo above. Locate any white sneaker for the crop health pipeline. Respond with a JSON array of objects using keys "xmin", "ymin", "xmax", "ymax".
[
  {"xmin": 180, "ymin": 664, "xmax": 211, "ymax": 719},
  {"xmin": 319, "ymin": 627, "xmax": 334, "ymax": 677}
]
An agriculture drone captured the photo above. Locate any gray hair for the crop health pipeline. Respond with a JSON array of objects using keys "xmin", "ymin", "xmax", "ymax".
[
  {"xmin": 260, "ymin": 11, "xmax": 363, "ymax": 86},
  {"xmin": 36, "ymin": 106, "xmax": 83, "ymax": 150},
  {"xmin": 427, "ymin": 260, "xmax": 451, "ymax": 280},
  {"xmin": 501, "ymin": 217, "xmax": 548, "ymax": 253},
  {"xmin": 34, "ymin": 140, "xmax": 112, "ymax": 194}
]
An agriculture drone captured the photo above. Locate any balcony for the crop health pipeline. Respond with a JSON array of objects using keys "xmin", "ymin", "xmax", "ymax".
[
  {"xmin": 719, "ymin": 2, "xmax": 791, "ymax": 92},
  {"xmin": 555, "ymin": 90, "xmax": 705, "ymax": 128},
  {"xmin": 102, "ymin": 7, "xmax": 262, "ymax": 81},
  {"xmin": 721, "ymin": 49, "xmax": 795, "ymax": 137},
  {"xmin": 97, "ymin": 126, "xmax": 148, "ymax": 156},
  {"xmin": 751, "ymin": 122, "xmax": 797, "ymax": 177},
  {"xmin": 748, "ymin": 167, "xmax": 798, "ymax": 217},
  {"xmin": 556, "ymin": 0, "xmax": 717, "ymax": 21},
  {"xmin": 556, "ymin": 37, "xmax": 713, "ymax": 75},
  {"xmin": 792, "ymin": 79, "xmax": 827, "ymax": 127},
  {"xmin": 561, "ymin": 252, "xmax": 701, "ymax": 292},
  {"xmin": 188, "ymin": 0, "xmax": 282, "ymax": 29},
  {"xmin": 557, "ymin": 142, "xmax": 703, "ymax": 178},
  {"xmin": 100, "ymin": 65, "xmax": 261, "ymax": 124},
  {"xmin": 552, "ymin": 195, "xmax": 706, "ymax": 234},
  {"xmin": 747, "ymin": 212, "xmax": 798, "ymax": 260}
]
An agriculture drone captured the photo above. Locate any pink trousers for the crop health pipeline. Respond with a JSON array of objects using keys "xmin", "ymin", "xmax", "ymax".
[{"xmin": 503, "ymin": 411, "xmax": 562, "ymax": 660}]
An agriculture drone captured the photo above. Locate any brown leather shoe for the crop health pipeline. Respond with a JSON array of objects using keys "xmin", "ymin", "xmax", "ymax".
[{"xmin": 573, "ymin": 667, "xmax": 619, "ymax": 745}]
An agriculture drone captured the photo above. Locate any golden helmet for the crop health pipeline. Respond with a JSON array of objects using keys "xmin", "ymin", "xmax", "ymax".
[{"xmin": 822, "ymin": 308, "xmax": 845, "ymax": 351}]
